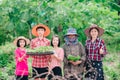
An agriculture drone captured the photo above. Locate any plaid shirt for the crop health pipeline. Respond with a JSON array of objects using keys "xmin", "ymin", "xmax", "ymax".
[
  {"xmin": 30, "ymin": 37, "xmax": 50, "ymax": 68},
  {"xmin": 85, "ymin": 38, "xmax": 107, "ymax": 61}
]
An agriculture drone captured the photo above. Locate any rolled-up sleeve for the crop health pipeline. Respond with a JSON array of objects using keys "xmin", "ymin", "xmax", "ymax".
[
  {"xmin": 79, "ymin": 43, "xmax": 86, "ymax": 61},
  {"xmin": 30, "ymin": 40, "xmax": 35, "ymax": 49},
  {"xmin": 100, "ymin": 40, "xmax": 107, "ymax": 57}
]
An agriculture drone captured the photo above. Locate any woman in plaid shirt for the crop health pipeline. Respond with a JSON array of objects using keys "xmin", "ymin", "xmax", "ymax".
[{"xmin": 84, "ymin": 24, "xmax": 107, "ymax": 80}]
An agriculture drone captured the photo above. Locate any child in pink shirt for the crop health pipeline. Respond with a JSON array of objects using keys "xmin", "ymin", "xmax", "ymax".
[
  {"xmin": 48, "ymin": 35, "xmax": 64, "ymax": 80},
  {"xmin": 14, "ymin": 36, "xmax": 30, "ymax": 80}
]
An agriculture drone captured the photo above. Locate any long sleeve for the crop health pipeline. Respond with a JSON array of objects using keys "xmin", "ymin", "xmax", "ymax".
[
  {"xmin": 15, "ymin": 49, "xmax": 20, "ymax": 62},
  {"xmin": 79, "ymin": 43, "xmax": 86, "ymax": 61},
  {"xmin": 100, "ymin": 40, "xmax": 107, "ymax": 57},
  {"xmin": 63, "ymin": 44, "xmax": 68, "ymax": 65},
  {"xmin": 30, "ymin": 39, "xmax": 35, "ymax": 49},
  {"xmin": 85, "ymin": 40, "xmax": 88, "ymax": 56}
]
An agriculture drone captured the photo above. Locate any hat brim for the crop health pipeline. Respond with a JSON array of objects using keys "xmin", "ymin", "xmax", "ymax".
[
  {"xmin": 84, "ymin": 26, "xmax": 104, "ymax": 37},
  {"xmin": 64, "ymin": 33, "xmax": 78, "ymax": 37},
  {"xmin": 32, "ymin": 24, "xmax": 50, "ymax": 37},
  {"xmin": 13, "ymin": 36, "xmax": 30, "ymax": 46}
]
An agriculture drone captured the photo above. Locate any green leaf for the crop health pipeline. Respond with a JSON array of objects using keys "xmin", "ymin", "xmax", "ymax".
[
  {"xmin": 110, "ymin": 2, "xmax": 120, "ymax": 11},
  {"xmin": 5, "ymin": 22, "xmax": 14, "ymax": 31},
  {"xmin": 79, "ymin": 0, "xmax": 84, "ymax": 2}
]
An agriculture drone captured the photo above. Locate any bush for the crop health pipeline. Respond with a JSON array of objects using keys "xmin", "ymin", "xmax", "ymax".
[
  {"xmin": 0, "ymin": 54, "xmax": 9, "ymax": 68},
  {"xmin": 0, "ymin": 42, "xmax": 15, "ymax": 79},
  {"xmin": 0, "ymin": 69, "xmax": 9, "ymax": 80},
  {"xmin": 6, "ymin": 62, "xmax": 15, "ymax": 75}
]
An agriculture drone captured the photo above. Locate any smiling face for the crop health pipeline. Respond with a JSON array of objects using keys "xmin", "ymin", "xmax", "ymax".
[
  {"xmin": 17, "ymin": 39, "xmax": 26, "ymax": 48},
  {"xmin": 89, "ymin": 28, "xmax": 99, "ymax": 39},
  {"xmin": 52, "ymin": 37, "xmax": 59, "ymax": 47},
  {"xmin": 36, "ymin": 27, "xmax": 45, "ymax": 37}
]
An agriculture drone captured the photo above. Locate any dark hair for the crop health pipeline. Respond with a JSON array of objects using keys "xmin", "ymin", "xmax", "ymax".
[
  {"xmin": 89, "ymin": 27, "xmax": 99, "ymax": 34},
  {"xmin": 51, "ymin": 35, "xmax": 60, "ymax": 47},
  {"xmin": 17, "ymin": 39, "xmax": 27, "ymax": 47},
  {"xmin": 89, "ymin": 27, "xmax": 99, "ymax": 39},
  {"xmin": 36, "ymin": 26, "xmax": 46, "ymax": 31}
]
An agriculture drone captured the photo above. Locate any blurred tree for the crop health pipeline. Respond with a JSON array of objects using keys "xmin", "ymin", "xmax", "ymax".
[{"xmin": 0, "ymin": 0, "xmax": 119, "ymax": 45}]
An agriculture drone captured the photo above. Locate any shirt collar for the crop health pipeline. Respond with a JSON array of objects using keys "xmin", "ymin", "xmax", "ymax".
[
  {"xmin": 37, "ymin": 37, "xmax": 45, "ymax": 42},
  {"xmin": 96, "ymin": 37, "xmax": 100, "ymax": 42},
  {"xmin": 18, "ymin": 47, "xmax": 26, "ymax": 52},
  {"xmin": 88, "ymin": 37, "xmax": 100, "ymax": 43}
]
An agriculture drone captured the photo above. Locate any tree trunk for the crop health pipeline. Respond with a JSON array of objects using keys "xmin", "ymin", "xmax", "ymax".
[
  {"xmin": 29, "ymin": 26, "xmax": 32, "ymax": 40},
  {"xmin": 27, "ymin": 21, "xmax": 32, "ymax": 40}
]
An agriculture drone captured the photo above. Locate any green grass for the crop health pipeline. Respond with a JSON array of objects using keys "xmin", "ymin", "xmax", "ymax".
[{"xmin": 103, "ymin": 53, "xmax": 120, "ymax": 80}]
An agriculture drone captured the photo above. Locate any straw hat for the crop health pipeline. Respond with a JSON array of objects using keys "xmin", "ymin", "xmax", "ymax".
[
  {"xmin": 84, "ymin": 24, "xmax": 104, "ymax": 37},
  {"xmin": 64, "ymin": 27, "xmax": 78, "ymax": 36},
  {"xmin": 32, "ymin": 24, "xmax": 50, "ymax": 37},
  {"xmin": 13, "ymin": 36, "xmax": 30, "ymax": 45}
]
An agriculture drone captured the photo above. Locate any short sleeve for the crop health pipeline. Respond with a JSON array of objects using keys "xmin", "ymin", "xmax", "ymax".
[{"xmin": 30, "ymin": 40, "xmax": 34, "ymax": 49}]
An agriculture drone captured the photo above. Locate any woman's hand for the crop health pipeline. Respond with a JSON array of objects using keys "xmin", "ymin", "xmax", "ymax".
[
  {"xmin": 69, "ymin": 60, "xmax": 82, "ymax": 66},
  {"xmin": 99, "ymin": 47, "xmax": 104, "ymax": 54},
  {"xmin": 51, "ymin": 53, "xmax": 57, "ymax": 58},
  {"xmin": 75, "ymin": 60, "xmax": 82, "ymax": 65}
]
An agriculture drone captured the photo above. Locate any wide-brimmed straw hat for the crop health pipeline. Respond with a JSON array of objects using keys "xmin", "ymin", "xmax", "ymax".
[
  {"xmin": 84, "ymin": 24, "xmax": 104, "ymax": 37},
  {"xmin": 64, "ymin": 27, "xmax": 78, "ymax": 36},
  {"xmin": 32, "ymin": 24, "xmax": 50, "ymax": 37},
  {"xmin": 13, "ymin": 36, "xmax": 30, "ymax": 45}
]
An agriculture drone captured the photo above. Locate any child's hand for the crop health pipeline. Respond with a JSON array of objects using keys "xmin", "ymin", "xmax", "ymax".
[
  {"xmin": 23, "ymin": 53, "xmax": 26, "ymax": 57},
  {"xmin": 18, "ymin": 58, "xmax": 22, "ymax": 62},
  {"xmin": 18, "ymin": 54, "xmax": 26, "ymax": 62}
]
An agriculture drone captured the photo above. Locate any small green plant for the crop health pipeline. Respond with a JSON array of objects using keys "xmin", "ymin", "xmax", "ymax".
[
  {"xmin": 0, "ymin": 69, "xmax": 9, "ymax": 80},
  {"xmin": 6, "ymin": 62, "xmax": 15, "ymax": 75},
  {"xmin": 67, "ymin": 55, "xmax": 81, "ymax": 61}
]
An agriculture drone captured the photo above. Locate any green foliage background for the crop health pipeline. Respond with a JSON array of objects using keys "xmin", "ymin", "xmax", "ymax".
[
  {"xmin": 0, "ymin": 0, "xmax": 120, "ymax": 80},
  {"xmin": 0, "ymin": 0, "xmax": 120, "ymax": 44}
]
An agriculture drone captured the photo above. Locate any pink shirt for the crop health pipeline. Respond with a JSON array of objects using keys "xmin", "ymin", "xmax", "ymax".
[
  {"xmin": 50, "ymin": 48, "xmax": 64, "ymax": 70},
  {"xmin": 15, "ymin": 48, "xmax": 29, "ymax": 75}
]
